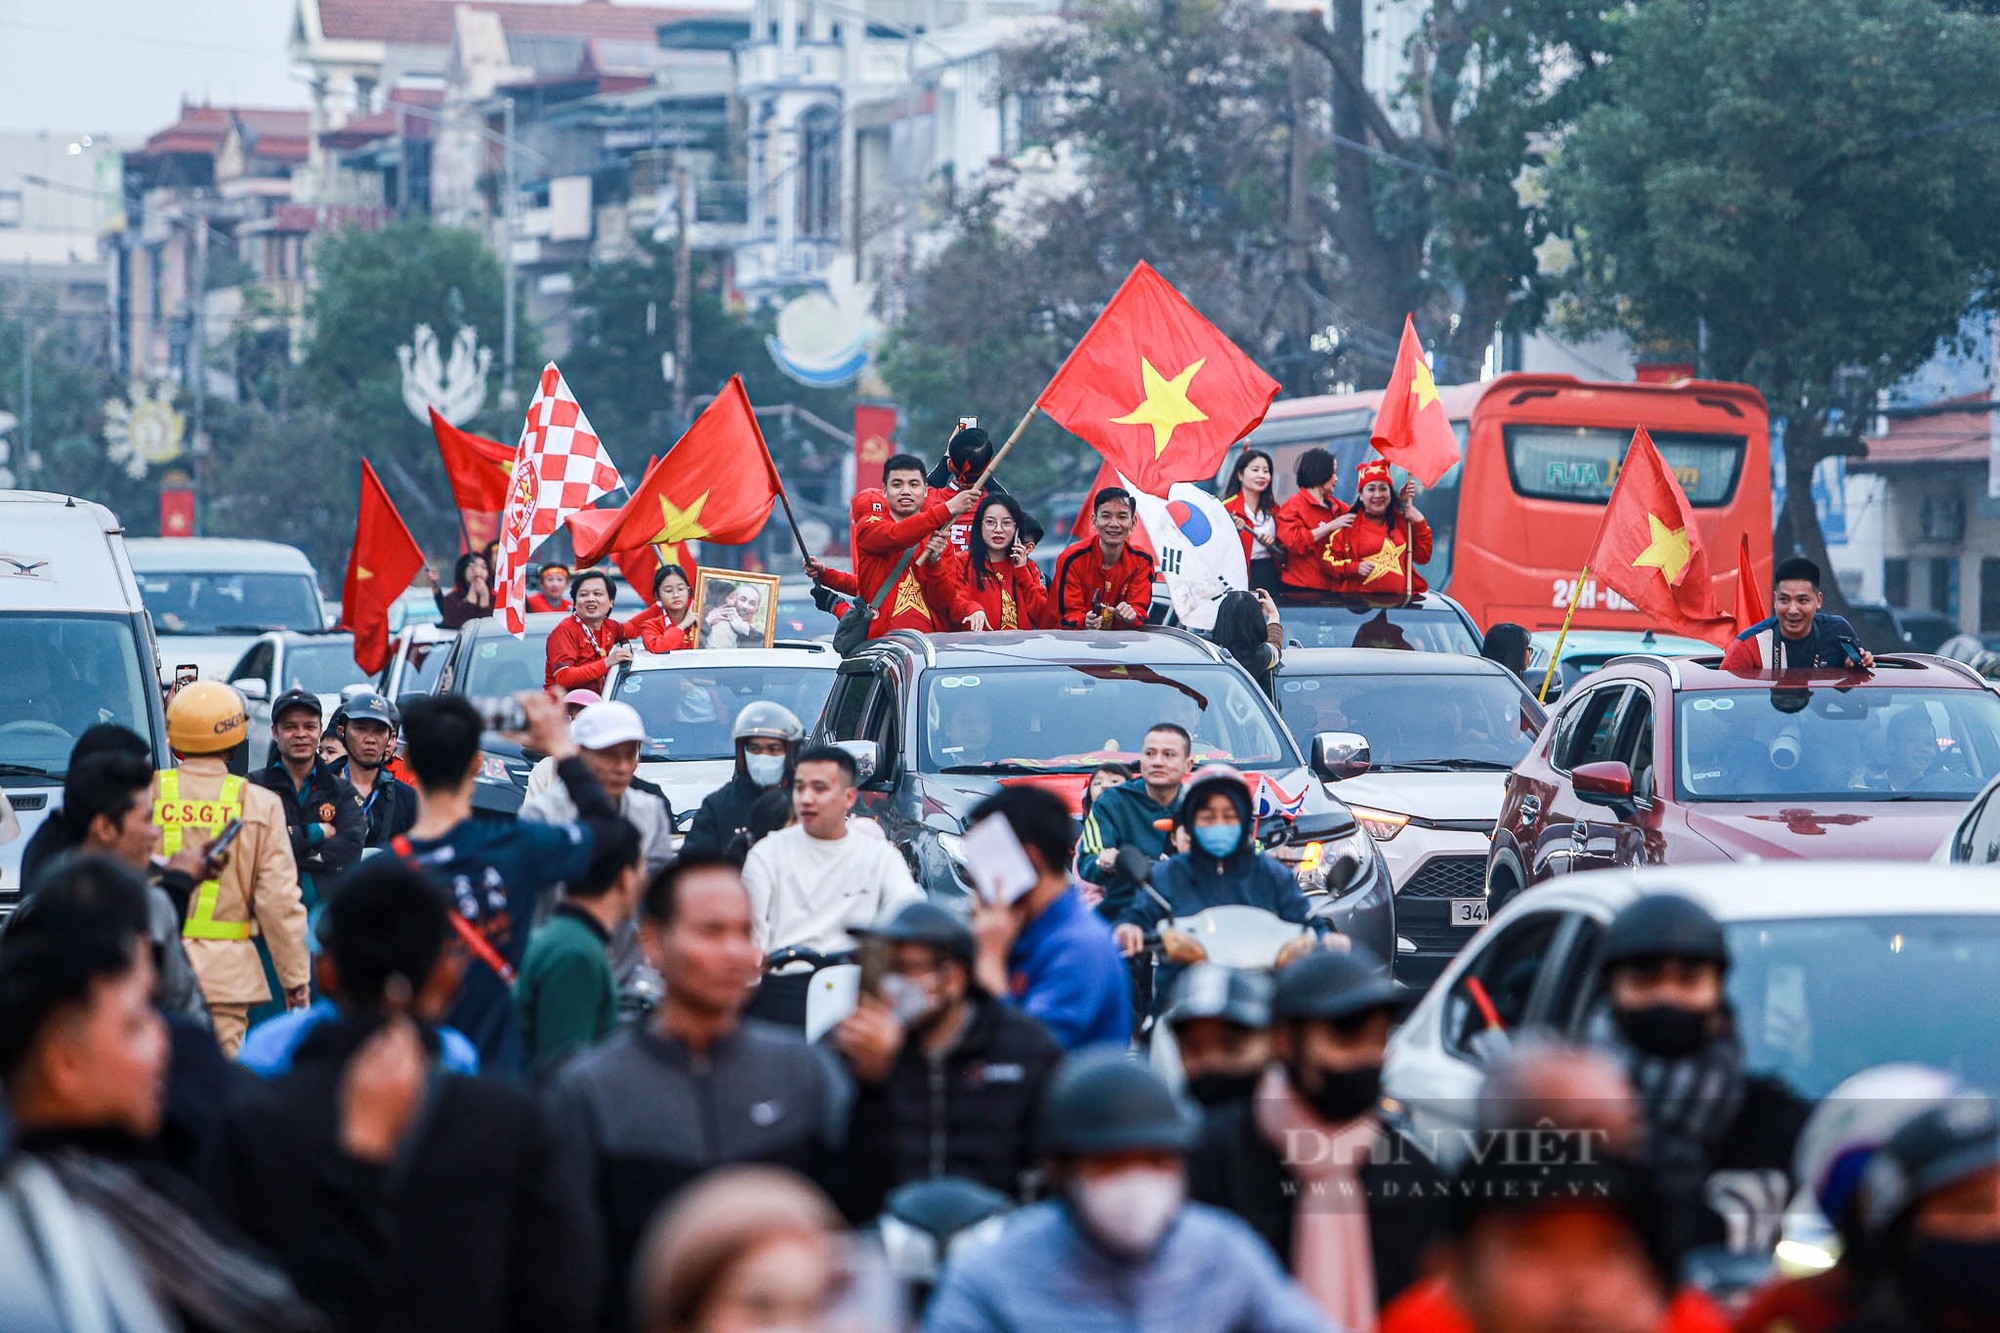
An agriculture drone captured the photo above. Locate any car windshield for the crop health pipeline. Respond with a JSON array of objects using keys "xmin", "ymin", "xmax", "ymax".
[
  {"xmin": 395, "ymin": 637, "xmax": 450, "ymax": 695},
  {"xmin": 0, "ymin": 613, "xmax": 155, "ymax": 779},
  {"xmin": 284, "ymin": 641, "xmax": 369, "ymax": 695},
  {"xmin": 919, "ymin": 664, "xmax": 1296, "ymax": 773},
  {"xmin": 1727, "ymin": 915, "xmax": 2000, "ymax": 1099},
  {"xmin": 1277, "ymin": 601, "xmax": 1481, "ymax": 654},
  {"xmin": 456, "ymin": 627, "xmax": 554, "ymax": 698},
  {"xmin": 614, "ymin": 665, "xmax": 835, "ymax": 761},
  {"xmin": 1275, "ymin": 672, "xmax": 1544, "ymax": 768},
  {"xmin": 138, "ymin": 571, "xmax": 322, "ymax": 634},
  {"xmin": 1676, "ymin": 686, "xmax": 2000, "ymax": 802}
]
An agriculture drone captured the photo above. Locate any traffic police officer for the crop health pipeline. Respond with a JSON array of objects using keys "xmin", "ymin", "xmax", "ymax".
[{"xmin": 154, "ymin": 681, "xmax": 311, "ymax": 1055}]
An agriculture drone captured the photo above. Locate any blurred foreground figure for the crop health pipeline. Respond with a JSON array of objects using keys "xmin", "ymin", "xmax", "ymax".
[{"xmin": 635, "ymin": 1164, "xmax": 853, "ymax": 1333}]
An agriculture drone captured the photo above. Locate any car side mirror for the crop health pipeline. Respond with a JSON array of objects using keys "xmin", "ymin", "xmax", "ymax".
[
  {"xmin": 232, "ymin": 678, "xmax": 268, "ymax": 702},
  {"xmin": 1311, "ymin": 731, "xmax": 1371, "ymax": 781},
  {"xmin": 1573, "ymin": 760, "xmax": 1634, "ymax": 811},
  {"xmin": 835, "ymin": 739, "xmax": 883, "ymax": 787}
]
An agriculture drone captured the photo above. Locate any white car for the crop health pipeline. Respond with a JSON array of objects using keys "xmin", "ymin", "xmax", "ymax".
[
  {"xmin": 222, "ymin": 631, "xmax": 373, "ymax": 762},
  {"xmin": 1271, "ymin": 650, "xmax": 1547, "ymax": 984},
  {"xmin": 607, "ymin": 643, "xmax": 840, "ymax": 830},
  {"xmin": 128, "ymin": 537, "xmax": 328, "ymax": 683},
  {"xmin": 1383, "ymin": 860, "xmax": 2000, "ymax": 1167}
]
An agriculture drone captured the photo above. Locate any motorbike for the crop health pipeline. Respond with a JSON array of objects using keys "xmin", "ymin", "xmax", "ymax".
[
  {"xmin": 757, "ymin": 945, "xmax": 860, "ymax": 1036},
  {"xmin": 877, "ymin": 1178, "xmax": 1014, "ymax": 1319}
]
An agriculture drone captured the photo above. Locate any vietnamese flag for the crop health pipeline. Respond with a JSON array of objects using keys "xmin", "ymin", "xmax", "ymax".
[
  {"xmin": 575, "ymin": 376, "xmax": 783, "ymax": 572},
  {"xmin": 1037, "ymin": 261, "xmax": 1280, "ymax": 497},
  {"xmin": 1733, "ymin": 533, "xmax": 1767, "ymax": 636},
  {"xmin": 567, "ymin": 456, "xmax": 685, "ymax": 605},
  {"xmin": 1591, "ymin": 428, "xmax": 1736, "ymax": 647},
  {"xmin": 338, "ymin": 460, "xmax": 427, "ymax": 675},
  {"xmin": 428, "ymin": 408, "xmax": 515, "ymax": 550},
  {"xmin": 1369, "ymin": 315, "xmax": 1461, "ymax": 487}
]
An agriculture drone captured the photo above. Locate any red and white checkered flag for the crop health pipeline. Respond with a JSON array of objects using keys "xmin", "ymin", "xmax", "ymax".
[{"xmin": 495, "ymin": 363, "xmax": 625, "ymax": 634}]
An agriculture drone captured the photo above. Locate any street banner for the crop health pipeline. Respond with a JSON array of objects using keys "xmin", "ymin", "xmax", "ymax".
[
  {"xmin": 428, "ymin": 407, "xmax": 514, "ymax": 551},
  {"xmin": 1590, "ymin": 427, "xmax": 1735, "ymax": 647},
  {"xmin": 159, "ymin": 486, "xmax": 195, "ymax": 538},
  {"xmin": 1037, "ymin": 261, "xmax": 1280, "ymax": 496},
  {"xmin": 575, "ymin": 375, "xmax": 783, "ymax": 573},
  {"xmin": 338, "ymin": 460, "xmax": 427, "ymax": 674},
  {"xmin": 1369, "ymin": 314, "xmax": 1462, "ymax": 487},
  {"xmin": 854, "ymin": 403, "xmax": 897, "ymax": 495},
  {"xmin": 495, "ymin": 364, "xmax": 625, "ymax": 635}
]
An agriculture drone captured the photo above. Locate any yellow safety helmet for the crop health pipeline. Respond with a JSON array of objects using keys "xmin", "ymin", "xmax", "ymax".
[{"xmin": 167, "ymin": 680, "xmax": 248, "ymax": 755}]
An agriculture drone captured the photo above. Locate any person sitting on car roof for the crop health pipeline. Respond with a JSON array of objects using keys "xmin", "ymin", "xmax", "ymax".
[
  {"xmin": 1321, "ymin": 459, "xmax": 1433, "ymax": 596},
  {"xmin": 1110, "ymin": 766, "xmax": 1326, "ymax": 1009},
  {"xmin": 1722, "ymin": 556, "xmax": 1876, "ymax": 671}
]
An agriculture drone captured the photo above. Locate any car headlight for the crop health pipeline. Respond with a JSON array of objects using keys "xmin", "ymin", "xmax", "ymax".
[
  {"xmin": 936, "ymin": 830, "xmax": 967, "ymax": 866},
  {"xmin": 1345, "ymin": 805, "xmax": 1411, "ymax": 841},
  {"xmin": 1277, "ymin": 826, "xmax": 1373, "ymax": 893}
]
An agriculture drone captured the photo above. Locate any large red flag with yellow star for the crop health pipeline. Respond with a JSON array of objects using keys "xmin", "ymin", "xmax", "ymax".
[
  {"xmin": 1592, "ymin": 428, "xmax": 1736, "ymax": 647},
  {"xmin": 574, "ymin": 376, "xmax": 783, "ymax": 570},
  {"xmin": 338, "ymin": 460, "xmax": 427, "ymax": 675},
  {"xmin": 1369, "ymin": 315, "xmax": 1461, "ymax": 487},
  {"xmin": 1037, "ymin": 262, "xmax": 1281, "ymax": 497}
]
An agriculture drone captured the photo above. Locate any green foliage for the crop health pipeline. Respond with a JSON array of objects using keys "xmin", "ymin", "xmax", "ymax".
[{"xmin": 0, "ymin": 283, "xmax": 148, "ymax": 527}]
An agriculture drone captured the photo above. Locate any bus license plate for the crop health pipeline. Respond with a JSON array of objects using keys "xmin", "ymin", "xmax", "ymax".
[{"xmin": 1451, "ymin": 899, "xmax": 1489, "ymax": 927}]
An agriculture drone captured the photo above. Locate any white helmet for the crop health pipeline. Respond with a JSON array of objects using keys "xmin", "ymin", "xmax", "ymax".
[
  {"xmin": 1793, "ymin": 1063, "xmax": 1961, "ymax": 1227},
  {"xmin": 731, "ymin": 701, "xmax": 805, "ymax": 745}
]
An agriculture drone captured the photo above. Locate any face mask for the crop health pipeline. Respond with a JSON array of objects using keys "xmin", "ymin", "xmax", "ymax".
[
  {"xmin": 1910, "ymin": 1237, "xmax": 2000, "ymax": 1316},
  {"xmin": 745, "ymin": 752, "xmax": 787, "ymax": 788},
  {"xmin": 1069, "ymin": 1167, "xmax": 1184, "ymax": 1259},
  {"xmin": 1193, "ymin": 823, "xmax": 1242, "ymax": 858},
  {"xmin": 1294, "ymin": 1062, "xmax": 1382, "ymax": 1125},
  {"xmin": 879, "ymin": 973, "xmax": 937, "ymax": 1028},
  {"xmin": 1615, "ymin": 1003, "xmax": 1712, "ymax": 1059},
  {"xmin": 1185, "ymin": 1069, "xmax": 1262, "ymax": 1107}
]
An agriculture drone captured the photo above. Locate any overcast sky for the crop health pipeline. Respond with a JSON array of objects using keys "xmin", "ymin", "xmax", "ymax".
[{"xmin": 0, "ymin": 1, "xmax": 306, "ymax": 141}]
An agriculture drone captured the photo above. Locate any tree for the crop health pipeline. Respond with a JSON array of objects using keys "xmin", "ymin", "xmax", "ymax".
[
  {"xmin": 1544, "ymin": 0, "xmax": 2000, "ymax": 589},
  {"xmin": 0, "ymin": 282, "xmax": 145, "ymax": 525}
]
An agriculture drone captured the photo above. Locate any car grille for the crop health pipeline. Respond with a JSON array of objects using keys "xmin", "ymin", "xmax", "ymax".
[
  {"xmin": 1398, "ymin": 899, "xmax": 1473, "ymax": 956},
  {"xmin": 1399, "ymin": 855, "xmax": 1487, "ymax": 900}
]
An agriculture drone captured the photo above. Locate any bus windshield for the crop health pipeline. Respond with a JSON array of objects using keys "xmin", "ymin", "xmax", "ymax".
[{"xmin": 1503, "ymin": 426, "xmax": 1746, "ymax": 506}]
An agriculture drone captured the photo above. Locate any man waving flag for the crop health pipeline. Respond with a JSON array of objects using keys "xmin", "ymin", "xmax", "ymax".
[
  {"xmin": 495, "ymin": 364, "xmax": 625, "ymax": 634},
  {"xmin": 1591, "ymin": 428, "xmax": 1735, "ymax": 646},
  {"xmin": 1369, "ymin": 314, "xmax": 1462, "ymax": 487},
  {"xmin": 1037, "ymin": 262, "xmax": 1281, "ymax": 497}
]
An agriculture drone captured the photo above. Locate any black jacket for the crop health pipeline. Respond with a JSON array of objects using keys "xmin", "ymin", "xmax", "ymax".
[
  {"xmin": 250, "ymin": 759, "xmax": 365, "ymax": 883},
  {"xmin": 680, "ymin": 769, "xmax": 770, "ymax": 861},
  {"xmin": 203, "ymin": 1014, "xmax": 600, "ymax": 1333},
  {"xmin": 838, "ymin": 994, "xmax": 1063, "ymax": 1222},
  {"xmin": 332, "ymin": 763, "xmax": 417, "ymax": 850},
  {"xmin": 1186, "ymin": 1097, "xmax": 1449, "ymax": 1311}
]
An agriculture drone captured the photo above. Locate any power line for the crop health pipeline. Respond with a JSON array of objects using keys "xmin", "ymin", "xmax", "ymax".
[{"xmin": 0, "ymin": 17, "xmax": 283, "ymax": 61}]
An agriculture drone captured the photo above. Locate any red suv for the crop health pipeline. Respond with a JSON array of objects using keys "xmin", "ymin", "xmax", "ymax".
[{"xmin": 1487, "ymin": 654, "xmax": 2000, "ymax": 903}]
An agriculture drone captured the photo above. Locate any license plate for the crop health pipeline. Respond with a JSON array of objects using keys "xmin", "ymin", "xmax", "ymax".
[{"xmin": 1451, "ymin": 899, "xmax": 1489, "ymax": 927}]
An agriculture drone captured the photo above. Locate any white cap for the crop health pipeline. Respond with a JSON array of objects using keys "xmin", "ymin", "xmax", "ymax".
[{"xmin": 571, "ymin": 701, "xmax": 646, "ymax": 750}]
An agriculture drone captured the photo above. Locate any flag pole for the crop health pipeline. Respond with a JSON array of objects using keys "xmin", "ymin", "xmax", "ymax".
[
  {"xmin": 1538, "ymin": 566, "xmax": 1590, "ymax": 703},
  {"xmin": 773, "ymin": 483, "xmax": 812, "ymax": 563},
  {"xmin": 973, "ymin": 405, "xmax": 1039, "ymax": 491}
]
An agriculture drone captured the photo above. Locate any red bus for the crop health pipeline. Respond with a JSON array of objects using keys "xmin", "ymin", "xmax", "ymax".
[{"xmin": 1224, "ymin": 374, "xmax": 1772, "ymax": 633}]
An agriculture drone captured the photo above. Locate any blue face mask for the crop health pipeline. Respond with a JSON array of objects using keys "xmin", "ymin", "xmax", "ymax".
[{"xmin": 1194, "ymin": 822, "xmax": 1242, "ymax": 859}]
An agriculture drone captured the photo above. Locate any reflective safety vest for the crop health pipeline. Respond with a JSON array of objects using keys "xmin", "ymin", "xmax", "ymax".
[{"xmin": 154, "ymin": 770, "xmax": 252, "ymax": 941}]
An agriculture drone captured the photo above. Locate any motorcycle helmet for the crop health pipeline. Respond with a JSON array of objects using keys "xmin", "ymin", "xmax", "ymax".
[
  {"xmin": 1598, "ymin": 893, "xmax": 1729, "ymax": 971},
  {"xmin": 1859, "ymin": 1092, "xmax": 2000, "ymax": 1236},
  {"xmin": 167, "ymin": 681, "xmax": 248, "ymax": 756},
  {"xmin": 1039, "ymin": 1049, "xmax": 1202, "ymax": 1157},
  {"xmin": 1795, "ymin": 1064, "xmax": 1961, "ymax": 1234},
  {"xmin": 1269, "ymin": 945, "xmax": 1400, "ymax": 1024},
  {"xmin": 731, "ymin": 701, "xmax": 805, "ymax": 745}
]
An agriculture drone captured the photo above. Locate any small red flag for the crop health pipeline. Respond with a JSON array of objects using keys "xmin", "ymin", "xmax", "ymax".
[
  {"xmin": 1591, "ymin": 428, "xmax": 1735, "ymax": 647},
  {"xmin": 575, "ymin": 376, "xmax": 784, "ymax": 571},
  {"xmin": 339, "ymin": 460, "xmax": 428, "ymax": 675},
  {"xmin": 1733, "ymin": 533, "xmax": 1766, "ymax": 636},
  {"xmin": 1037, "ymin": 261, "xmax": 1280, "ymax": 496},
  {"xmin": 1368, "ymin": 315, "xmax": 1462, "ymax": 487},
  {"xmin": 428, "ymin": 408, "xmax": 515, "ymax": 550}
]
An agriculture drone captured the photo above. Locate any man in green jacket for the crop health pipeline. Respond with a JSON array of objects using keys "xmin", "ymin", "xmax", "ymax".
[
  {"xmin": 515, "ymin": 819, "xmax": 646, "ymax": 1078},
  {"xmin": 1077, "ymin": 722, "xmax": 1194, "ymax": 921}
]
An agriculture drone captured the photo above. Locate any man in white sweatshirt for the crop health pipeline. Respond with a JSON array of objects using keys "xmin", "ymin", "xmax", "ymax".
[{"xmin": 743, "ymin": 743, "xmax": 923, "ymax": 1026}]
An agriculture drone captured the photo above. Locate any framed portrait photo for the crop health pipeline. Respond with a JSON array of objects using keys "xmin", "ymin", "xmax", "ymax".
[{"xmin": 693, "ymin": 566, "xmax": 781, "ymax": 650}]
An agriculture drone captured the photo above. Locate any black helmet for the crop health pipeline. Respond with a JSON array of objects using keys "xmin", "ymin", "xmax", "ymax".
[
  {"xmin": 1040, "ymin": 1050, "xmax": 1201, "ymax": 1156},
  {"xmin": 853, "ymin": 901, "xmax": 975, "ymax": 965},
  {"xmin": 946, "ymin": 425, "xmax": 994, "ymax": 484},
  {"xmin": 1600, "ymin": 893, "xmax": 1729, "ymax": 971},
  {"xmin": 271, "ymin": 686, "xmax": 323, "ymax": 725},
  {"xmin": 341, "ymin": 691, "xmax": 398, "ymax": 729},
  {"xmin": 1164, "ymin": 964, "xmax": 1272, "ymax": 1032},
  {"xmin": 1269, "ymin": 945, "xmax": 1401, "ymax": 1024},
  {"xmin": 1858, "ymin": 1093, "xmax": 2000, "ymax": 1235}
]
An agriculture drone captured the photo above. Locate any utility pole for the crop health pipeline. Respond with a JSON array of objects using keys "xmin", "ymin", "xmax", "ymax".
[
  {"xmin": 20, "ymin": 257, "xmax": 31, "ymax": 477},
  {"xmin": 673, "ymin": 159, "xmax": 692, "ymax": 430},
  {"xmin": 500, "ymin": 97, "xmax": 518, "ymax": 411},
  {"xmin": 191, "ymin": 215, "xmax": 208, "ymax": 532}
]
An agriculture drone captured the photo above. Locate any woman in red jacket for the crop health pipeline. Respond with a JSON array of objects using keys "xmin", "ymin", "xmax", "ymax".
[
  {"xmin": 1221, "ymin": 448, "xmax": 1286, "ymax": 596},
  {"xmin": 1274, "ymin": 448, "xmax": 1353, "ymax": 595},
  {"xmin": 1323, "ymin": 458, "xmax": 1434, "ymax": 595},
  {"xmin": 950, "ymin": 494, "xmax": 1051, "ymax": 631},
  {"xmin": 625, "ymin": 563, "xmax": 701, "ymax": 652}
]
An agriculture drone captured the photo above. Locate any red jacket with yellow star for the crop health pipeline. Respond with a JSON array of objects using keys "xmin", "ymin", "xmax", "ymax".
[
  {"xmin": 1322, "ymin": 509, "xmax": 1433, "ymax": 595},
  {"xmin": 544, "ymin": 613, "xmax": 638, "ymax": 691},
  {"xmin": 949, "ymin": 551, "xmax": 1052, "ymax": 631},
  {"xmin": 1275, "ymin": 490, "xmax": 1349, "ymax": 593},
  {"xmin": 1054, "ymin": 538, "xmax": 1155, "ymax": 628},
  {"xmin": 853, "ymin": 491, "xmax": 956, "ymax": 636}
]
